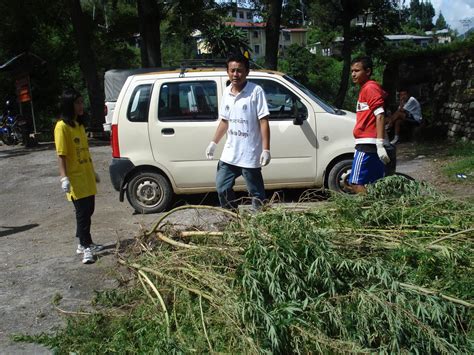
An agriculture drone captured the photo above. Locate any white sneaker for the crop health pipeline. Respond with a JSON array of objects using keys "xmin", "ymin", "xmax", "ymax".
[
  {"xmin": 82, "ymin": 248, "xmax": 94, "ymax": 264},
  {"xmin": 76, "ymin": 243, "xmax": 104, "ymax": 254}
]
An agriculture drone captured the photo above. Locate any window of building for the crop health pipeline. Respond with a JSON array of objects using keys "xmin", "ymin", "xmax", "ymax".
[
  {"xmin": 283, "ymin": 32, "xmax": 291, "ymax": 41},
  {"xmin": 158, "ymin": 81, "xmax": 218, "ymax": 121},
  {"xmin": 246, "ymin": 12, "xmax": 252, "ymax": 20},
  {"xmin": 232, "ymin": 10, "xmax": 236, "ymax": 17},
  {"xmin": 254, "ymin": 45, "xmax": 260, "ymax": 54},
  {"xmin": 253, "ymin": 31, "xmax": 259, "ymax": 38},
  {"xmin": 239, "ymin": 11, "xmax": 244, "ymax": 19},
  {"xmin": 248, "ymin": 79, "xmax": 308, "ymax": 121},
  {"xmin": 127, "ymin": 84, "xmax": 152, "ymax": 122}
]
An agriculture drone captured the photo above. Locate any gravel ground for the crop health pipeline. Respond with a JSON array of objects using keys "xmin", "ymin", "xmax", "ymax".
[{"xmin": 0, "ymin": 140, "xmax": 469, "ymax": 353}]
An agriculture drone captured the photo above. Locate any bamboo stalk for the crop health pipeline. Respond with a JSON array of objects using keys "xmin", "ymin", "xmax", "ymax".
[
  {"xmin": 399, "ymin": 282, "xmax": 474, "ymax": 308},
  {"xmin": 138, "ymin": 273, "xmax": 157, "ymax": 306},
  {"xmin": 180, "ymin": 231, "xmax": 225, "ymax": 237},
  {"xmin": 427, "ymin": 228, "xmax": 474, "ymax": 246},
  {"xmin": 121, "ymin": 260, "xmax": 214, "ymax": 302},
  {"xmin": 157, "ymin": 231, "xmax": 198, "ymax": 249},
  {"xmin": 138, "ymin": 270, "xmax": 171, "ymax": 337},
  {"xmin": 199, "ymin": 295, "xmax": 213, "ymax": 353},
  {"xmin": 156, "ymin": 231, "xmax": 244, "ymax": 252},
  {"xmin": 54, "ymin": 305, "xmax": 92, "ymax": 316}
]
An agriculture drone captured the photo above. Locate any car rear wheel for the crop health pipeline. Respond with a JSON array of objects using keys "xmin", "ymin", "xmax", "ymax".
[
  {"xmin": 126, "ymin": 171, "xmax": 173, "ymax": 214},
  {"xmin": 327, "ymin": 159, "xmax": 353, "ymax": 194}
]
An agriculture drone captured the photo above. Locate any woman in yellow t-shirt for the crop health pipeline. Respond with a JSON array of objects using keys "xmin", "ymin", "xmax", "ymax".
[{"xmin": 54, "ymin": 88, "xmax": 103, "ymax": 264}]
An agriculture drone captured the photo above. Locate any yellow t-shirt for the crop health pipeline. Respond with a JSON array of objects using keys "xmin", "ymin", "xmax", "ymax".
[{"xmin": 54, "ymin": 120, "xmax": 97, "ymax": 201}]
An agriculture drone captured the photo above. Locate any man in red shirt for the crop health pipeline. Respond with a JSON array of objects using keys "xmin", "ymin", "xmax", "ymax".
[{"xmin": 348, "ymin": 56, "xmax": 390, "ymax": 194}]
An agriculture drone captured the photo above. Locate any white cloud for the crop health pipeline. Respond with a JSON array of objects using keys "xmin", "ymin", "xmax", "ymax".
[{"xmin": 430, "ymin": 0, "xmax": 474, "ymax": 33}]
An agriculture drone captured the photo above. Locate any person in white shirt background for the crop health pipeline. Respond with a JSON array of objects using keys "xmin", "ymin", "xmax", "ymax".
[
  {"xmin": 206, "ymin": 53, "xmax": 270, "ymax": 210},
  {"xmin": 386, "ymin": 89, "xmax": 422, "ymax": 145}
]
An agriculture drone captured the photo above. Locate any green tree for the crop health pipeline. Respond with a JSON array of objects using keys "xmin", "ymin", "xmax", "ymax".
[
  {"xmin": 281, "ymin": 0, "xmax": 311, "ymax": 27},
  {"xmin": 409, "ymin": 0, "xmax": 435, "ymax": 30},
  {"xmin": 0, "ymin": 0, "xmax": 141, "ymax": 132},
  {"xmin": 136, "ymin": 0, "xmax": 165, "ymax": 67},
  {"xmin": 435, "ymin": 11, "xmax": 448, "ymax": 30},
  {"xmin": 263, "ymin": 0, "xmax": 283, "ymax": 70},
  {"xmin": 281, "ymin": 44, "xmax": 341, "ymax": 102},
  {"xmin": 136, "ymin": 0, "xmax": 225, "ymax": 67},
  {"xmin": 309, "ymin": 0, "xmax": 400, "ymax": 107},
  {"xmin": 69, "ymin": 0, "xmax": 104, "ymax": 129},
  {"xmin": 200, "ymin": 24, "xmax": 251, "ymax": 57},
  {"xmin": 245, "ymin": 0, "xmax": 284, "ymax": 69}
]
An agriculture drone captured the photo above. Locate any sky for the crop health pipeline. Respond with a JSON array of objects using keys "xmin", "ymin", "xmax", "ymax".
[{"xmin": 430, "ymin": 0, "xmax": 474, "ymax": 33}]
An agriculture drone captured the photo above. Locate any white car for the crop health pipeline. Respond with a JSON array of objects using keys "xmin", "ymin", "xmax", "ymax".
[{"xmin": 108, "ymin": 66, "xmax": 395, "ymax": 213}]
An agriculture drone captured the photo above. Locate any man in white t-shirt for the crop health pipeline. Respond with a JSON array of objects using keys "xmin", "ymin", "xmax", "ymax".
[
  {"xmin": 386, "ymin": 89, "xmax": 422, "ymax": 144},
  {"xmin": 205, "ymin": 53, "xmax": 270, "ymax": 210}
]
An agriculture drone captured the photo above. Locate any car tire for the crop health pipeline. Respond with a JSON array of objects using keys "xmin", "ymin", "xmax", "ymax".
[
  {"xmin": 327, "ymin": 159, "xmax": 353, "ymax": 194},
  {"xmin": 126, "ymin": 171, "xmax": 173, "ymax": 214}
]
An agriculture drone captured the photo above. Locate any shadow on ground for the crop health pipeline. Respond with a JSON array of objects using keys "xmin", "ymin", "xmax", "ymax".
[
  {"xmin": 0, "ymin": 224, "xmax": 39, "ymax": 238},
  {"xmin": 169, "ymin": 188, "xmax": 329, "ymax": 210}
]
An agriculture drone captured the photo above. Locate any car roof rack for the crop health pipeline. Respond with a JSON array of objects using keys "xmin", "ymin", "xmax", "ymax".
[{"xmin": 175, "ymin": 58, "xmax": 262, "ymax": 71}]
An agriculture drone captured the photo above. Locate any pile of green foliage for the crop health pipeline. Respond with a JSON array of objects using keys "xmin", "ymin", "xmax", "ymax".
[{"xmin": 16, "ymin": 176, "xmax": 473, "ymax": 353}]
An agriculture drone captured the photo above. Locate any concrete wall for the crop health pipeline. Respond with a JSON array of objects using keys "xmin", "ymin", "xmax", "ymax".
[{"xmin": 383, "ymin": 46, "xmax": 473, "ymax": 141}]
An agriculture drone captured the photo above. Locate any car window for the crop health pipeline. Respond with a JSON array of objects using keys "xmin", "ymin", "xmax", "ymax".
[
  {"xmin": 158, "ymin": 81, "xmax": 218, "ymax": 121},
  {"xmin": 283, "ymin": 75, "xmax": 341, "ymax": 114},
  {"xmin": 248, "ymin": 79, "xmax": 308, "ymax": 121},
  {"xmin": 127, "ymin": 84, "xmax": 152, "ymax": 122}
]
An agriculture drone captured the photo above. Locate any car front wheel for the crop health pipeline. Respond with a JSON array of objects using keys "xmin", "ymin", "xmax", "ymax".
[
  {"xmin": 327, "ymin": 159, "xmax": 353, "ymax": 194},
  {"xmin": 126, "ymin": 171, "xmax": 173, "ymax": 214}
]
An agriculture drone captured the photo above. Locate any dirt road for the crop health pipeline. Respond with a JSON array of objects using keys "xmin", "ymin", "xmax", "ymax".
[
  {"xmin": 0, "ymin": 142, "xmax": 161, "ymax": 353},
  {"xmin": 0, "ymin": 141, "xmax": 467, "ymax": 353}
]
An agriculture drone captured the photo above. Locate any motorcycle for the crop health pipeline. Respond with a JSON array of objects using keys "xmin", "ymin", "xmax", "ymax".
[{"xmin": 1, "ymin": 111, "xmax": 28, "ymax": 146}]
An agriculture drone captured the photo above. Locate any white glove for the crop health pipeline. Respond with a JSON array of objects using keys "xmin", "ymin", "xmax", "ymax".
[
  {"xmin": 206, "ymin": 141, "xmax": 217, "ymax": 159},
  {"xmin": 95, "ymin": 171, "xmax": 100, "ymax": 183},
  {"xmin": 260, "ymin": 150, "xmax": 271, "ymax": 166},
  {"xmin": 376, "ymin": 139, "xmax": 390, "ymax": 165},
  {"xmin": 60, "ymin": 176, "xmax": 70, "ymax": 193}
]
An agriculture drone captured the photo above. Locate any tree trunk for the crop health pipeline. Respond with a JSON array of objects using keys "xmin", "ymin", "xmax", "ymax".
[
  {"xmin": 137, "ymin": 0, "xmax": 162, "ymax": 68},
  {"xmin": 264, "ymin": 0, "xmax": 283, "ymax": 70},
  {"xmin": 334, "ymin": 14, "xmax": 352, "ymax": 108},
  {"xmin": 69, "ymin": 0, "xmax": 104, "ymax": 131}
]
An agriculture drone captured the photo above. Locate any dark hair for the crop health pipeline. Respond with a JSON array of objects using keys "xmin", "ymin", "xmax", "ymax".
[
  {"xmin": 351, "ymin": 56, "xmax": 373, "ymax": 73},
  {"xmin": 60, "ymin": 88, "xmax": 85, "ymax": 127},
  {"xmin": 226, "ymin": 52, "xmax": 250, "ymax": 71},
  {"xmin": 398, "ymin": 87, "xmax": 410, "ymax": 95}
]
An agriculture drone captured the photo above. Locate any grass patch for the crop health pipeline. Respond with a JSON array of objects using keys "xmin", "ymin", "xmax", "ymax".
[
  {"xmin": 14, "ymin": 176, "xmax": 474, "ymax": 353},
  {"xmin": 442, "ymin": 142, "xmax": 474, "ymax": 182}
]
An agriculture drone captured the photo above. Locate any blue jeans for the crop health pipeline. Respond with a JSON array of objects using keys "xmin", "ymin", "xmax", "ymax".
[{"xmin": 216, "ymin": 161, "xmax": 266, "ymax": 210}]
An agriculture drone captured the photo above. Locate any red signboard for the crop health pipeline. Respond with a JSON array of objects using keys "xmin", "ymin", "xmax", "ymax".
[{"xmin": 16, "ymin": 76, "xmax": 31, "ymax": 103}]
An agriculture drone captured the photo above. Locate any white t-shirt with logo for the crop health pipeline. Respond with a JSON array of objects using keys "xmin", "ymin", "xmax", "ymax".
[
  {"xmin": 403, "ymin": 96, "xmax": 422, "ymax": 122},
  {"xmin": 219, "ymin": 81, "xmax": 269, "ymax": 168}
]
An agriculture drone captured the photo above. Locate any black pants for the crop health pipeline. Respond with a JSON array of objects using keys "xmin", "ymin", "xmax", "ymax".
[{"xmin": 72, "ymin": 195, "xmax": 95, "ymax": 247}]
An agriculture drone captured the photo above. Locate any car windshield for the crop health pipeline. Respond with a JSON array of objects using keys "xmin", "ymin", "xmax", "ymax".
[{"xmin": 283, "ymin": 75, "xmax": 342, "ymax": 115}]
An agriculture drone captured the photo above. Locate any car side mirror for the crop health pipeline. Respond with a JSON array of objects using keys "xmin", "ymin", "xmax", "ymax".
[{"xmin": 293, "ymin": 112, "xmax": 307, "ymax": 125}]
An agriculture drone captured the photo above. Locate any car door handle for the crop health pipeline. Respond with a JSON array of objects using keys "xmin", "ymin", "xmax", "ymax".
[{"xmin": 161, "ymin": 128, "xmax": 174, "ymax": 135}]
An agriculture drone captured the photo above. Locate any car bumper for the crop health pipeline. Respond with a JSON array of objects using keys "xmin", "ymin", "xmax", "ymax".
[{"xmin": 109, "ymin": 158, "xmax": 135, "ymax": 191}]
